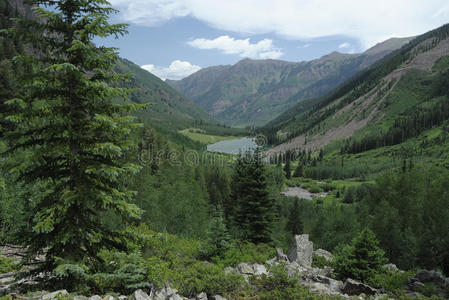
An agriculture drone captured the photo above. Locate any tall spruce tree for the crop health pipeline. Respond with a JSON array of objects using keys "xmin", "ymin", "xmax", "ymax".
[
  {"xmin": 232, "ymin": 148, "xmax": 274, "ymax": 243},
  {"xmin": 2, "ymin": 0, "xmax": 144, "ymax": 281},
  {"xmin": 334, "ymin": 228, "xmax": 387, "ymax": 282},
  {"xmin": 283, "ymin": 150, "xmax": 291, "ymax": 179}
]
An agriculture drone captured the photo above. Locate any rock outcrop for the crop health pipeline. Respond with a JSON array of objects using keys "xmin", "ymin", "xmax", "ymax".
[
  {"xmin": 287, "ymin": 234, "xmax": 313, "ymax": 268},
  {"xmin": 341, "ymin": 278, "xmax": 378, "ymax": 296},
  {"xmin": 236, "ymin": 262, "xmax": 268, "ymax": 276},
  {"xmin": 406, "ymin": 269, "xmax": 449, "ymax": 298},
  {"xmin": 314, "ymin": 249, "xmax": 333, "ymax": 262}
]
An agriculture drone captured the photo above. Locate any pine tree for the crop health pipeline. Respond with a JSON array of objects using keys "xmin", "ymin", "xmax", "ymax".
[
  {"xmin": 2, "ymin": 0, "xmax": 144, "ymax": 283},
  {"xmin": 334, "ymin": 228, "xmax": 387, "ymax": 282},
  {"xmin": 201, "ymin": 206, "xmax": 231, "ymax": 259},
  {"xmin": 285, "ymin": 198, "xmax": 303, "ymax": 235},
  {"xmin": 232, "ymin": 148, "xmax": 274, "ymax": 243},
  {"xmin": 284, "ymin": 150, "xmax": 291, "ymax": 179},
  {"xmin": 293, "ymin": 163, "xmax": 303, "ymax": 178}
]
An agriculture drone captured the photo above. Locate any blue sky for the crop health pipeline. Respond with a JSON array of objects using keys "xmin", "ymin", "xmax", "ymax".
[{"xmin": 96, "ymin": 0, "xmax": 449, "ymax": 80}]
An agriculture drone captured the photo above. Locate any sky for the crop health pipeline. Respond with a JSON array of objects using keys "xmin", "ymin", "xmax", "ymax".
[{"xmin": 95, "ymin": 0, "xmax": 449, "ymax": 80}]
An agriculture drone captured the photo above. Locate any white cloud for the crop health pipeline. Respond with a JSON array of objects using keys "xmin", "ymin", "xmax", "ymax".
[
  {"xmin": 303, "ymin": 44, "xmax": 312, "ymax": 48},
  {"xmin": 188, "ymin": 35, "xmax": 283, "ymax": 59},
  {"xmin": 338, "ymin": 42, "xmax": 351, "ymax": 49},
  {"xmin": 109, "ymin": 0, "xmax": 449, "ymax": 49},
  {"xmin": 141, "ymin": 60, "xmax": 201, "ymax": 80}
]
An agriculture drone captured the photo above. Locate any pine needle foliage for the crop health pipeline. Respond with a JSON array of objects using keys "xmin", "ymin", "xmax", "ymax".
[{"xmin": 1, "ymin": 0, "xmax": 146, "ymax": 283}]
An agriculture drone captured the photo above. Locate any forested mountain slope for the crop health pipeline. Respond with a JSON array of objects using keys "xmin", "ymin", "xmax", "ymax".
[
  {"xmin": 265, "ymin": 23, "xmax": 449, "ymax": 155},
  {"xmin": 168, "ymin": 38, "xmax": 412, "ymax": 126},
  {"xmin": 1, "ymin": 0, "xmax": 213, "ymax": 133},
  {"xmin": 114, "ymin": 58, "xmax": 213, "ymax": 129}
]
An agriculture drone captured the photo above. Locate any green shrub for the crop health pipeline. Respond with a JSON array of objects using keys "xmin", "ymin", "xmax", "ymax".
[
  {"xmin": 215, "ymin": 242, "xmax": 275, "ymax": 267},
  {"xmin": 0, "ymin": 255, "xmax": 17, "ymax": 273},
  {"xmin": 249, "ymin": 264, "xmax": 340, "ymax": 300},
  {"xmin": 168, "ymin": 260, "xmax": 245, "ymax": 297},
  {"xmin": 321, "ymin": 183, "xmax": 336, "ymax": 192},
  {"xmin": 309, "ymin": 186, "xmax": 323, "ymax": 193},
  {"xmin": 312, "ymin": 254, "xmax": 332, "ymax": 269},
  {"xmin": 368, "ymin": 269, "xmax": 415, "ymax": 292},
  {"xmin": 418, "ymin": 282, "xmax": 441, "ymax": 297}
]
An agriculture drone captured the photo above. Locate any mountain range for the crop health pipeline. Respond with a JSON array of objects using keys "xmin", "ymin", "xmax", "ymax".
[
  {"xmin": 167, "ymin": 37, "xmax": 413, "ymax": 127},
  {"xmin": 264, "ymin": 23, "xmax": 449, "ymax": 155}
]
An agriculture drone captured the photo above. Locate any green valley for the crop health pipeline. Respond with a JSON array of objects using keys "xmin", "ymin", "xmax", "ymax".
[{"xmin": 1, "ymin": 0, "xmax": 449, "ymax": 299}]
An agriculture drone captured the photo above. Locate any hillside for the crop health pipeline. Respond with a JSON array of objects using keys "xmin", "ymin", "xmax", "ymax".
[
  {"xmin": 264, "ymin": 23, "xmax": 449, "ymax": 159},
  {"xmin": 1, "ymin": 0, "xmax": 213, "ymax": 133},
  {"xmin": 115, "ymin": 58, "xmax": 213, "ymax": 129},
  {"xmin": 167, "ymin": 38, "xmax": 412, "ymax": 127}
]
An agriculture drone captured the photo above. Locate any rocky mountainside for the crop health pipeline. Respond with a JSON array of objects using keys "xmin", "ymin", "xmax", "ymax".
[
  {"xmin": 167, "ymin": 38, "xmax": 413, "ymax": 126},
  {"xmin": 264, "ymin": 23, "xmax": 449, "ymax": 155}
]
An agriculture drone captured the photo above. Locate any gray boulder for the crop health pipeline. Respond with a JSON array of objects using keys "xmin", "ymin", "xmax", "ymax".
[
  {"xmin": 314, "ymin": 249, "xmax": 333, "ymax": 262},
  {"xmin": 307, "ymin": 266, "xmax": 333, "ymax": 277},
  {"xmin": 73, "ymin": 296, "xmax": 88, "ymax": 300},
  {"xmin": 211, "ymin": 296, "xmax": 227, "ymax": 300},
  {"xmin": 341, "ymin": 278, "xmax": 378, "ymax": 296},
  {"xmin": 154, "ymin": 284, "xmax": 183, "ymax": 300},
  {"xmin": 236, "ymin": 262, "xmax": 268, "ymax": 276},
  {"xmin": 383, "ymin": 263, "xmax": 399, "ymax": 272},
  {"xmin": 196, "ymin": 292, "xmax": 207, "ymax": 300},
  {"xmin": 266, "ymin": 248, "xmax": 289, "ymax": 266},
  {"xmin": 276, "ymin": 248, "xmax": 289, "ymax": 263},
  {"xmin": 237, "ymin": 262, "xmax": 253, "ymax": 275},
  {"xmin": 42, "ymin": 290, "xmax": 69, "ymax": 300},
  {"xmin": 407, "ymin": 278, "xmax": 425, "ymax": 291},
  {"xmin": 301, "ymin": 274, "xmax": 343, "ymax": 296},
  {"xmin": 285, "ymin": 261, "xmax": 308, "ymax": 278},
  {"xmin": 131, "ymin": 290, "xmax": 150, "ymax": 300},
  {"xmin": 88, "ymin": 296, "xmax": 102, "ymax": 300},
  {"xmin": 415, "ymin": 270, "xmax": 449, "ymax": 287},
  {"xmin": 287, "ymin": 234, "xmax": 313, "ymax": 268}
]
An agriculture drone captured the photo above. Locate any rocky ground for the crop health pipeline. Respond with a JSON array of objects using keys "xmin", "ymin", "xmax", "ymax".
[{"xmin": 2, "ymin": 235, "xmax": 449, "ymax": 299}]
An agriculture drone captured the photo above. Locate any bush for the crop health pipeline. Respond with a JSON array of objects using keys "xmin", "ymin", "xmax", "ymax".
[
  {"xmin": 368, "ymin": 269, "xmax": 415, "ymax": 293},
  {"xmin": 309, "ymin": 186, "xmax": 323, "ymax": 193},
  {"xmin": 249, "ymin": 263, "xmax": 339, "ymax": 299},
  {"xmin": 0, "ymin": 255, "xmax": 17, "ymax": 273},
  {"xmin": 215, "ymin": 242, "xmax": 275, "ymax": 267},
  {"xmin": 418, "ymin": 282, "xmax": 441, "ymax": 297},
  {"xmin": 312, "ymin": 254, "xmax": 332, "ymax": 269},
  {"xmin": 321, "ymin": 183, "xmax": 336, "ymax": 192},
  {"xmin": 168, "ymin": 260, "xmax": 245, "ymax": 297}
]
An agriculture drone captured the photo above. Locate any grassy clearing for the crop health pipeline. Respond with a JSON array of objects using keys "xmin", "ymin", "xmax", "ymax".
[{"xmin": 179, "ymin": 128, "xmax": 240, "ymax": 145}]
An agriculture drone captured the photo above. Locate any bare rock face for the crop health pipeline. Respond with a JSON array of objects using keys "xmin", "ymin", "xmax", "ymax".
[
  {"xmin": 287, "ymin": 234, "xmax": 313, "ymax": 268},
  {"xmin": 341, "ymin": 278, "xmax": 378, "ymax": 296}
]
